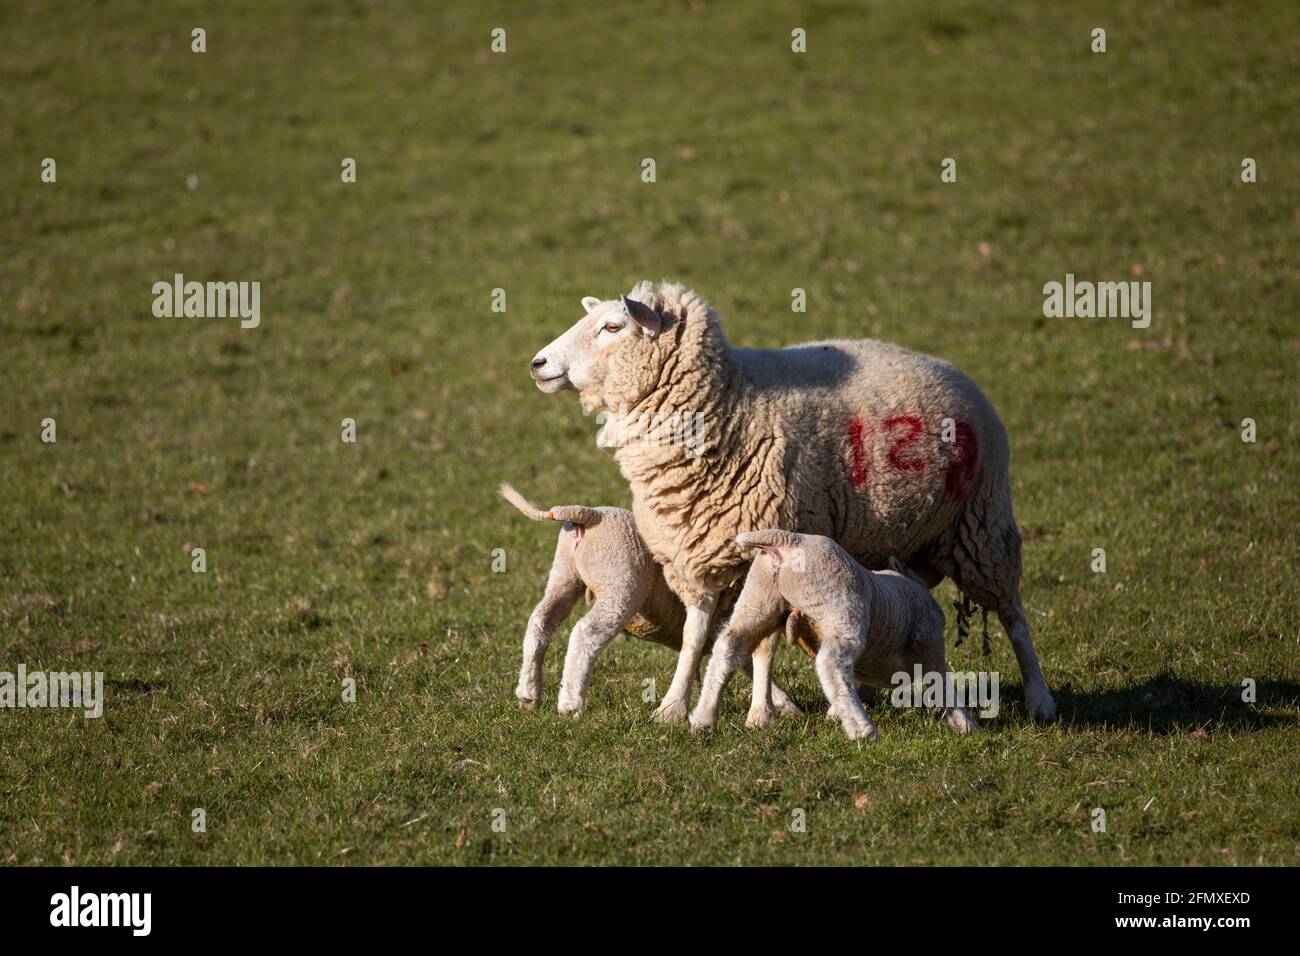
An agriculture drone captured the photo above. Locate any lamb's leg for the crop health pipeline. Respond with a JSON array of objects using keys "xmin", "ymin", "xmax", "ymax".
[
  {"xmin": 911, "ymin": 637, "xmax": 980, "ymax": 735},
  {"xmin": 740, "ymin": 651, "xmax": 802, "ymax": 718},
  {"xmin": 744, "ymin": 632, "xmax": 780, "ymax": 729},
  {"xmin": 828, "ymin": 684, "xmax": 873, "ymax": 720},
  {"xmin": 653, "ymin": 592, "xmax": 717, "ymax": 724},
  {"xmin": 770, "ymin": 680, "xmax": 802, "ymax": 717},
  {"xmin": 556, "ymin": 593, "xmax": 639, "ymax": 716},
  {"xmin": 516, "ymin": 554, "xmax": 584, "ymax": 710},
  {"xmin": 997, "ymin": 597, "xmax": 1056, "ymax": 722},
  {"xmin": 689, "ymin": 617, "xmax": 764, "ymax": 733},
  {"xmin": 814, "ymin": 638, "xmax": 878, "ymax": 742}
]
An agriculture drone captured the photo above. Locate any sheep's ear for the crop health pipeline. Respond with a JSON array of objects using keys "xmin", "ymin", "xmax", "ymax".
[
  {"xmin": 621, "ymin": 295, "xmax": 663, "ymax": 338},
  {"xmin": 581, "ymin": 296, "xmax": 602, "ymax": 313}
]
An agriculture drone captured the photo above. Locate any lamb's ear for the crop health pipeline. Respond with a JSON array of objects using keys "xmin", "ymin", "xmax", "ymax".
[
  {"xmin": 581, "ymin": 296, "xmax": 602, "ymax": 313},
  {"xmin": 621, "ymin": 295, "xmax": 663, "ymax": 338}
]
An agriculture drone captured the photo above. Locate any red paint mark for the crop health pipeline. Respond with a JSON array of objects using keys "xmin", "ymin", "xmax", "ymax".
[
  {"xmin": 945, "ymin": 421, "xmax": 980, "ymax": 502},
  {"xmin": 883, "ymin": 415, "xmax": 927, "ymax": 473},
  {"xmin": 847, "ymin": 416, "xmax": 869, "ymax": 488}
]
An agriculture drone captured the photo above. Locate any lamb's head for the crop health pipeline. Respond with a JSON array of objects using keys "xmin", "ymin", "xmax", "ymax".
[{"xmin": 530, "ymin": 286, "xmax": 675, "ymax": 413}]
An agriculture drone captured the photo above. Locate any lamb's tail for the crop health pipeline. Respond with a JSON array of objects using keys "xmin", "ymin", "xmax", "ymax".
[
  {"xmin": 887, "ymin": 555, "xmax": 928, "ymax": 587},
  {"xmin": 498, "ymin": 483, "xmax": 601, "ymax": 527},
  {"xmin": 736, "ymin": 529, "xmax": 804, "ymax": 558}
]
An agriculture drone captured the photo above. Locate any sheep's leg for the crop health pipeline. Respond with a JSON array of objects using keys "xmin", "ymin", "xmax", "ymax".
[
  {"xmin": 516, "ymin": 555, "xmax": 584, "ymax": 710},
  {"xmin": 556, "ymin": 593, "xmax": 639, "ymax": 716},
  {"xmin": 814, "ymin": 637, "xmax": 878, "ymax": 742},
  {"xmin": 997, "ymin": 597, "xmax": 1056, "ymax": 722},
  {"xmin": 653, "ymin": 592, "xmax": 717, "ymax": 724},
  {"xmin": 744, "ymin": 632, "xmax": 780, "ymax": 729}
]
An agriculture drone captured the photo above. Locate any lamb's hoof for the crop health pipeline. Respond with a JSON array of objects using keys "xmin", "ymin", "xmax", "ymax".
[
  {"xmin": 844, "ymin": 723, "xmax": 880, "ymax": 742},
  {"xmin": 772, "ymin": 695, "xmax": 802, "ymax": 718},
  {"xmin": 516, "ymin": 696, "xmax": 539, "ymax": 711},
  {"xmin": 745, "ymin": 707, "xmax": 774, "ymax": 730},
  {"xmin": 556, "ymin": 697, "xmax": 583, "ymax": 718},
  {"xmin": 652, "ymin": 696, "xmax": 689, "ymax": 724},
  {"xmin": 1026, "ymin": 687, "xmax": 1057, "ymax": 723},
  {"xmin": 949, "ymin": 712, "xmax": 981, "ymax": 735},
  {"xmin": 825, "ymin": 706, "xmax": 840, "ymax": 722},
  {"xmin": 688, "ymin": 714, "xmax": 715, "ymax": 734}
]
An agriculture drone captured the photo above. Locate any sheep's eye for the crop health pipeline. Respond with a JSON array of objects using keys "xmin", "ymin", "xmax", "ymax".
[{"xmin": 603, "ymin": 323, "xmax": 622, "ymax": 333}]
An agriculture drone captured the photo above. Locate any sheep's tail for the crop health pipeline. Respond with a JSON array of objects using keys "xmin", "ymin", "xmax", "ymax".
[
  {"xmin": 498, "ymin": 483, "xmax": 601, "ymax": 527},
  {"xmin": 736, "ymin": 529, "xmax": 804, "ymax": 558}
]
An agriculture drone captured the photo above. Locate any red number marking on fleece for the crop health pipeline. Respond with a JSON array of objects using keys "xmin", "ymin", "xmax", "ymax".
[
  {"xmin": 883, "ymin": 415, "xmax": 927, "ymax": 473},
  {"xmin": 945, "ymin": 421, "xmax": 980, "ymax": 502},
  {"xmin": 846, "ymin": 416, "xmax": 868, "ymax": 488}
]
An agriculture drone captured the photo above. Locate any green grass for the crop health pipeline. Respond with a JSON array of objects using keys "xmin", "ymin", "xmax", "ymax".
[{"xmin": 1, "ymin": 0, "xmax": 1298, "ymax": 865}]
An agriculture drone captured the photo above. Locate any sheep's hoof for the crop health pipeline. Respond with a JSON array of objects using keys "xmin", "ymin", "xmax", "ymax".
[
  {"xmin": 688, "ymin": 713, "xmax": 715, "ymax": 734},
  {"xmin": 745, "ymin": 707, "xmax": 774, "ymax": 730},
  {"xmin": 1026, "ymin": 687, "xmax": 1058, "ymax": 723},
  {"xmin": 652, "ymin": 697, "xmax": 689, "ymax": 724},
  {"xmin": 516, "ymin": 696, "xmax": 539, "ymax": 711}
]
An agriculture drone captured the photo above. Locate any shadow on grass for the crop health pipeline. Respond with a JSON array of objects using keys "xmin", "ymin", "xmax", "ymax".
[
  {"xmin": 836, "ymin": 674, "xmax": 1300, "ymax": 735},
  {"xmin": 1054, "ymin": 673, "xmax": 1300, "ymax": 735}
]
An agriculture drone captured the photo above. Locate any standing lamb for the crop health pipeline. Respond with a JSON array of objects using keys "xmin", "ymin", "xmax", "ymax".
[
  {"xmin": 529, "ymin": 281, "xmax": 1055, "ymax": 724},
  {"xmin": 689, "ymin": 529, "xmax": 980, "ymax": 739},
  {"xmin": 498, "ymin": 483, "xmax": 801, "ymax": 717}
]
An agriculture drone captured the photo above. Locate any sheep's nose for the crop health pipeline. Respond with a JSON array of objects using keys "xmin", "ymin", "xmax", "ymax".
[{"xmin": 531, "ymin": 356, "xmax": 547, "ymax": 370}]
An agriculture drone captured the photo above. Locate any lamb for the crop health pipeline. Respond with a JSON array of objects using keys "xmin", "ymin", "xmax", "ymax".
[
  {"xmin": 529, "ymin": 280, "xmax": 1055, "ymax": 724},
  {"xmin": 689, "ymin": 529, "xmax": 980, "ymax": 739},
  {"xmin": 498, "ymin": 483, "xmax": 802, "ymax": 717}
]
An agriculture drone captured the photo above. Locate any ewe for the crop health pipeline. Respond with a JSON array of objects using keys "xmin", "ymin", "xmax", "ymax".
[
  {"xmin": 689, "ymin": 529, "xmax": 980, "ymax": 740},
  {"xmin": 530, "ymin": 281, "xmax": 1055, "ymax": 724},
  {"xmin": 499, "ymin": 483, "xmax": 801, "ymax": 717}
]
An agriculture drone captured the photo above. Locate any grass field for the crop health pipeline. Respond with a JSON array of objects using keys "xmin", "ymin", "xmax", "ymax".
[{"xmin": 2, "ymin": 0, "xmax": 1298, "ymax": 866}]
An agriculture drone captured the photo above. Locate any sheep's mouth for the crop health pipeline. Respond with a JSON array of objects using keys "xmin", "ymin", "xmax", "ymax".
[{"xmin": 532, "ymin": 372, "xmax": 570, "ymax": 393}]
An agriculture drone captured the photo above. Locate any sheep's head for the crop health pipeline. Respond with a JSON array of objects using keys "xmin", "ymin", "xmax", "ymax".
[{"xmin": 530, "ymin": 288, "xmax": 674, "ymax": 414}]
